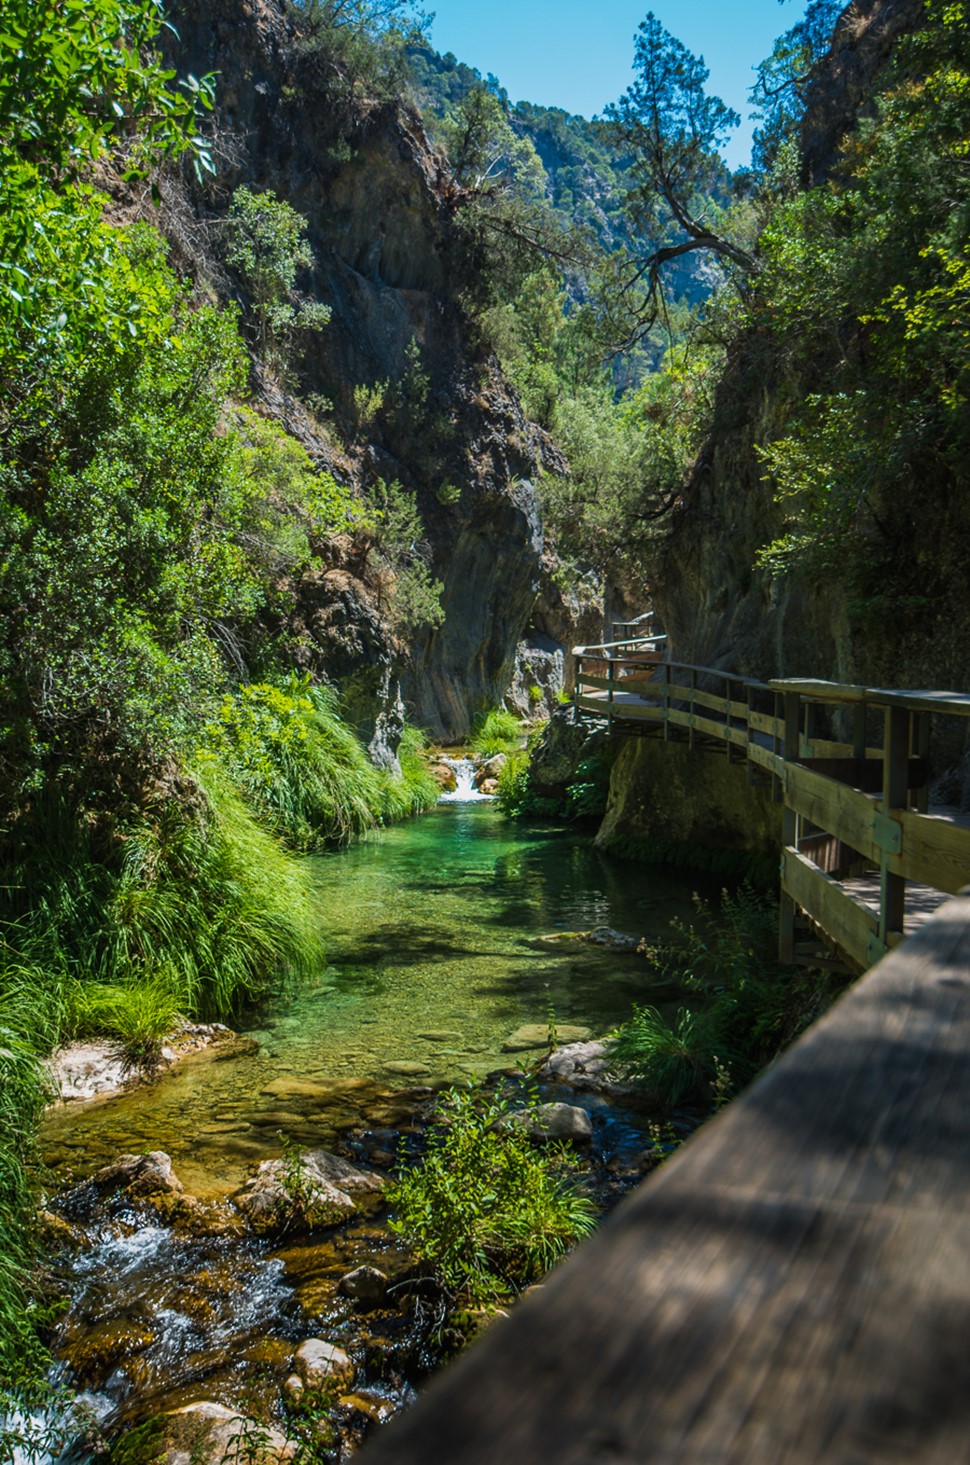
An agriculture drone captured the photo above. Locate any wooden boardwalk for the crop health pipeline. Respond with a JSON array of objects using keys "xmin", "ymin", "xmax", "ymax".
[
  {"xmin": 361, "ymin": 891, "xmax": 970, "ymax": 1465},
  {"xmin": 572, "ymin": 647, "xmax": 970, "ymax": 973}
]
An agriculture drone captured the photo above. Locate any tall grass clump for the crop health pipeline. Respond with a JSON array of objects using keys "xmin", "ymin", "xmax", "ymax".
[
  {"xmin": 0, "ymin": 962, "xmax": 62, "ymax": 1408},
  {"xmin": 469, "ymin": 708, "xmax": 523, "ymax": 759},
  {"xmin": 206, "ymin": 679, "xmax": 386, "ymax": 848},
  {"xmin": 388, "ymin": 1086, "xmax": 596, "ymax": 1305},
  {"xmin": 104, "ymin": 761, "xmax": 322, "ymax": 1018},
  {"xmin": 377, "ymin": 724, "xmax": 439, "ymax": 820},
  {"xmin": 608, "ymin": 1004, "xmax": 723, "ymax": 1108}
]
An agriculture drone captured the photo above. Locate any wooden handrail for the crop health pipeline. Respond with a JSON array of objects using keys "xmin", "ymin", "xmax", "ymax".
[{"xmin": 572, "ymin": 658, "xmax": 970, "ymax": 974}]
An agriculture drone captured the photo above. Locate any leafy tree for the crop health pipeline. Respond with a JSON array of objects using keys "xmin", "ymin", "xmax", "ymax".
[
  {"xmin": 750, "ymin": 0, "xmax": 843, "ymax": 173},
  {"xmin": 753, "ymin": 0, "xmax": 970, "ymax": 594},
  {"xmin": 605, "ymin": 13, "xmax": 758, "ymax": 342},
  {"xmin": 224, "ymin": 187, "xmax": 331, "ymax": 369},
  {"xmin": 0, "ymin": 0, "xmax": 214, "ymax": 362}
]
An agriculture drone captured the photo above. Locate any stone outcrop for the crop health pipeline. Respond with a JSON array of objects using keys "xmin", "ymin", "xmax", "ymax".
[
  {"xmin": 153, "ymin": 0, "xmax": 560, "ymax": 740},
  {"xmin": 233, "ymin": 1149, "xmax": 382, "ymax": 1235}
]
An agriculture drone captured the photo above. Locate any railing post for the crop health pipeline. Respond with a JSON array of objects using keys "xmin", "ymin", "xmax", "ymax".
[
  {"xmin": 779, "ymin": 690, "xmax": 802, "ymax": 964},
  {"xmin": 607, "ymin": 656, "xmax": 614, "ymax": 731},
  {"xmin": 746, "ymin": 684, "xmax": 755, "ymax": 784},
  {"xmin": 574, "ymin": 656, "xmax": 582, "ymax": 710},
  {"xmin": 914, "ymin": 711, "xmax": 930, "ymax": 813},
  {"xmin": 689, "ymin": 668, "xmax": 697, "ymax": 751},
  {"xmin": 663, "ymin": 663, "xmax": 670, "ymax": 741},
  {"xmin": 879, "ymin": 704, "xmax": 909, "ymax": 950}
]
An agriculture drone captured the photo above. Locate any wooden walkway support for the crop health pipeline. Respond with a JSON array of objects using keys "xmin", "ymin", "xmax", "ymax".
[
  {"xmin": 360, "ymin": 891, "xmax": 970, "ymax": 1465},
  {"xmin": 572, "ymin": 649, "xmax": 970, "ymax": 973}
]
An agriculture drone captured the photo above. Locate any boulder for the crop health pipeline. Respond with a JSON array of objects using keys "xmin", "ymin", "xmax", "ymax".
[
  {"xmin": 429, "ymin": 762, "xmax": 457, "ymax": 792},
  {"xmin": 502, "ymin": 1023, "xmax": 591, "ymax": 1053},
  {"xmin": 91, "ymin": 1151, "xmax": 184, "ymax": 1198},
  {"xmin": 337, "ymin": 1265, "xmax": 388, "ymax": 1307},
  {"xmin": 473, "ymin": 753, "xmax": 508, "ymax": 788},
  {"xmin": 293, "ymin": 1338, "xmax": 355, "ymax": 1393},
  {"xmin": 585, "ymin": 926, "xmax": 640, "ymax": 951},
  {"xmin": 233, "ymin": 1160, "xmax": 354, "ymax": 1237},
  {"xmin": 538, "ymin": 1041, "xmax": 636, "ymax": 1098},
  {"xmin": 505, "ymin": 1102, "xmax": 593, "ymax": 1145},
  {"xmin": 161, "ymin": 1403, "xmax": 296, "ymax": 1465}
]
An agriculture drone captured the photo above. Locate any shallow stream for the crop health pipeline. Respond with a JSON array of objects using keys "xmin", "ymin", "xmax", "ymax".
[
  {"xmin": 43, "ymin": 802, "xmax": 707, "ymax": 1197},
  {"xmin": 40, "ymin": 800, "xmax": 712, "ymax": 1450}
]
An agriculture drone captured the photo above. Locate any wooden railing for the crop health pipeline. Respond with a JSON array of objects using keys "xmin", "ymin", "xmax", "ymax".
[{"xmin": 573, "ymin": 649, "xmax": 970, "ymax": 973}]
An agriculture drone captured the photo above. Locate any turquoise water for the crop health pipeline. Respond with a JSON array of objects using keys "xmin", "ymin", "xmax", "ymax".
[{"xmin": 43, "ymin": 804, "xmax": 707, "ymax": 1196}]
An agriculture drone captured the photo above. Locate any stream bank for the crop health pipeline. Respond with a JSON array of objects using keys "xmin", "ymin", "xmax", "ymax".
[{"xmin": 38, "ymin": 801, "xmax": 713, "ymax": 1459}]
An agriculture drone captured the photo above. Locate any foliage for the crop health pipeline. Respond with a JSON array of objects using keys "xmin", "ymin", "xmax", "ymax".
[
  {"xmin": 752, "ymin": 1, "xmax": 970, "ymax": 596},
  {"xmin": 365, "ymin": 479, "xmax": 444, "ymax": 637},
  {"xmin": 0, "ymin": 962, "xmax": 62, "ymax": 1407},
  {"xmin": 387, "ymin": 1085, "xmax": 596, "ymax": 1304},
  {"xmin": 469, "ymin": 709, "xmax": 522, "ymax": 759},
  {"xmin": 608, "ymin": 1004, "xmax": 722, "ymax": 1108},
  {"xmin": 612, "ymin": 887, "xmax": 849, "ymax": 1107},
  {"xmin": 290, "ymin": 0, "xmax": 429, "ymax": 108},
  {"xmin": 224, "ymin": 187, "xmax": 330, "ymax": 369},
  {"xmin": 603, "ymin": 12, "xmax": 757, "ymax": 342},
  {"xmin": 64, "ymin": 973, "xmax": 185, "ymax": 1072},
  {"xmin": 750, "ymin": 0, "xmax": 843, "ymax": 174},
  {"xmin": 0, "ymin": 0, "xmax": 213, "ymax": 366}
]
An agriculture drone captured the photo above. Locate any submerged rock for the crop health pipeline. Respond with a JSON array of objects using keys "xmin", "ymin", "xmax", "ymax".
[
  {"xmin": 47, "ymin": 1024, "xmax": 247, "ymax": 1104},
  {"xmin": 293, "ymin": 1338, "xmax": 355, "ymax": 1392},
  {"xmin": 338, "ymin": 1265, "xmax": 388, "ymax": 1307},
  {"xmin": 505, "ymin": 1102, "xmax": 593, "ymax": 1145},
  {"xmin": 502, "ymin": 1023, "xmax": 591, "ymax": 1052},
  {"xmin": 585, "ymin": 926, "xmax": 640, "ymax": 951}
]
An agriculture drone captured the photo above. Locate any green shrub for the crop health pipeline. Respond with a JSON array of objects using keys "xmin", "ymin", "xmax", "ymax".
[
  {"xmin": 607, "ymin": 1004, "xmax": 723, "ymax": 1108},
  {"xmin": 387, "ymin": 1086, "xmax": 596, "ymax": 1304},
  {"xmin": 496, "ymin": 748, "xmax": 531, "ymax": 815},
  {"xmin": 469, "ymin": 709, "xmax": 522, "ymax": 758},
  {"xmin": 378, "ymin": 724, "xmax": 440, "ymax": 819}
]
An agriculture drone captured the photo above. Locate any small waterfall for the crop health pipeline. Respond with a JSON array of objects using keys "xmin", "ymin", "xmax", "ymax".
[{"xmin": 438, "ymin": 757, "xmax": 495, "ymax": 803}]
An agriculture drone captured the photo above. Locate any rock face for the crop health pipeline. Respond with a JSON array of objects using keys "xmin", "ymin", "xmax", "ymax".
[
  {"xmin": 156, "ymin": 0, "xmax": 558, "ymax": 740},
  {"xmin": 527, "ymin": 705, "xmax": 612, "ymax": 801},
  {"xmin": 654, "ymin": 0, "xmax": 962, "ymax": 700}
]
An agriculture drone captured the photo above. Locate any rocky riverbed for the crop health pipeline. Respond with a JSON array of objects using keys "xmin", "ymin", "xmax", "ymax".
[{"xmin": 41, "ymin": 1043, "xmax": 686, "ymax": 1463}]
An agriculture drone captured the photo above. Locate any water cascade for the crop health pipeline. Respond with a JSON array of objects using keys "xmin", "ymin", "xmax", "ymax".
[{"xmin": 437, "ymin": 757, "xmax": 494, "ymax": 803}]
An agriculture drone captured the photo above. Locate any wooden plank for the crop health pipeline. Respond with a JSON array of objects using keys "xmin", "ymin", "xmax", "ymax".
[
  {"xmin": 895, "ymin": 809, "xmax": 970, "ymax": 895},
  {"xmin": 798, "ymin": 739, "xmax": 884, "ymax": 762},
  {"xmin": 782, "ymin": 845, "xmax": 878, "ymax": 971},
  {"xmin": 576, "ymin": 697, "xmax": 663, "ymax": 722},
  {"xmin": 866, "ymin": 687, "xmax": 970, "ymax": 717},
  {"xmin": 748, "ymin": 710, "xmax": 783, "ymax": 738},
  {"xmin": 769, "ymin": 678, "xmax": 869, "ymax": 704},
  {"xmin": 747, "ymin": 742, "xmax": 784, "ymax": 777},
  {"xmin": 784, "ymin": 763, "xmax": 884, "ymax": 866},
  {"xmin": 361, "ymin": 894, "xmax": 970, "ymax": 1465}
]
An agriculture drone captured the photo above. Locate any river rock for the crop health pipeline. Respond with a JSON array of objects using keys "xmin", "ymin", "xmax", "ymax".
[
  {"xmin": 538, "ymin": 1040, "xmax": 636, "ymax": 1099},
  {"xmin": 480, "ymin": 778, "xmax": 500, "ymax": 795},
  {"xmin": 47, "ymin": 1024, "xmax": 246, "ymax": 1104},
  {"xmin": 585, "ymin": 926, "xmax": 640, "ymax": 951},
  {"xmin": 505, "ymin": 1102, "xmax": 593, "ymax": 1144},
  {"xmin": 502, "ymin": 1023, "xmax": 591, "ymax": 1052},
  {"xmin": 234, "ymin": 1163, "xmax": 354, "ymax": 1236},
  {"xmin": 161, "ymin": 1403, "xmax": 296, "ymax": 1465},
  {"xmin": 91, "ymin": 1151, "xmax": 185, "ymax": 1198},
  {"xmin": 233, "ymin": 1150, "xmax": 381, "ymax": 1235},
  {"xmin": 474, "ymin": 753, "xmax": 508, "ymax": 788},
  {"xmin": 293, "ymin": 1339, "xmax": 355, "ymax": 1392},
  {"xmin": 429, "ymin": 762, "xmax": 457, "ymax": 791},
  {"xmin": 382, "ymin": 1060, "xmax": 431, "ymax": 1077},
  {"xmin": 337, "ymin": 1265, "xmax": 388, "ymax": 1306}
]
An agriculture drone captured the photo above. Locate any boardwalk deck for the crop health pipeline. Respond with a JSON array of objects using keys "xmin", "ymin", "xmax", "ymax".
[{"xmin": 361, "ymin": 891, "xmax": 970, "ymax": 1465}]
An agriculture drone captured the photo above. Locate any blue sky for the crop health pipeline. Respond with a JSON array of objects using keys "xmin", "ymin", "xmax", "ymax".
[{"xmin": 426, "ymin": 1, "xmax": 810, "ymax": 169}]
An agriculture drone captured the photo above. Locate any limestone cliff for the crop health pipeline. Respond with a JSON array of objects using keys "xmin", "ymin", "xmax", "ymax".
[{"xmin": 149, "ymin": 0, "xmax": 566, "ymax": 740}]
